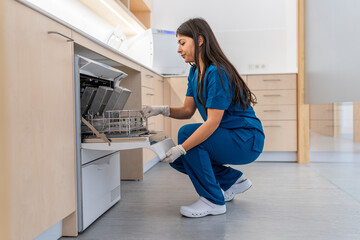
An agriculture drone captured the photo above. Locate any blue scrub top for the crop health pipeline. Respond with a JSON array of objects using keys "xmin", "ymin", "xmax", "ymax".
[{"xmin": 186, "ymin": 65, "xmax": 265, "ymax": 151}]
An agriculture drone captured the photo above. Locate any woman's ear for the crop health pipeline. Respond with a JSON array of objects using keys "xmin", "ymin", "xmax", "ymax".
[{"xmin": 198, "ymin": 35, "xmax": 204, "ymax": 47}]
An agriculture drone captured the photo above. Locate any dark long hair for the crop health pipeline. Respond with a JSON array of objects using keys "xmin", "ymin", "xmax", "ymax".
[{"xmin": 176, "ymin": 18, "xmax": 256, "ymax": 110}]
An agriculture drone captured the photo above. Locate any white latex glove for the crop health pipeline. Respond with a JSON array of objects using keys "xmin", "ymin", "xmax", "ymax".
[
  {"xmin": 142, "ymin": 105, "xmax": 170, "ymax": 118},
  {"xmin": 162, "ymin": 145, "xmax": 187, "ymax": 163}
]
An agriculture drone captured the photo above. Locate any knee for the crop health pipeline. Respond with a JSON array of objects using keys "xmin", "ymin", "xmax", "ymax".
[
  {"xmin": 177, "ymin": 125, "xmax": 188, "ymax": 144},
  {"xmin": 177, "ymin": 123, "xmax": 201, "ymax": 144}
]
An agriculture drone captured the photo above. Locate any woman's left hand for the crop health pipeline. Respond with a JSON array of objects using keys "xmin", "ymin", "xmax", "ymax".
[{"xmin": 162, "ymin": 145, "xmax": 187, "ymax": 163}]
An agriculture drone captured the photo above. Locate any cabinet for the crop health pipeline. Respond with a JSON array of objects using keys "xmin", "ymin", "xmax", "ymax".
[
  {"xmin": 248, "ymin": 74, "xmax": 298, "ymax": 151},
  {"xmin": 141, "ymin": 68, "xmax": 164, "ymax": 166},
  {"xmin": 310, "ymin": 103, "xmax": 340, "ymax": 137},
  {"xmin": 164, "ymin": 77, "xmax": 204, "ymax": 144},
  {"xmin": 0, "ymin": 0, "xmax": 76, "ymax": 239},
  {"xmin": 78, "ymin": 0, "xmax": 151, "ymax": 36},
  {"xmin": 121, "ymin": 0, "xmax": 152, "ymax": 28}
]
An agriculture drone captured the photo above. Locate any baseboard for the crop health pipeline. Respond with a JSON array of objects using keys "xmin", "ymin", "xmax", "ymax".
[
  {"xmin": 33, "ymin": 221, "xmax": 62, "ymax": 240},
  {"xmin": 256, "ymin": 152, "xmax": 297, "ymax": 162}
]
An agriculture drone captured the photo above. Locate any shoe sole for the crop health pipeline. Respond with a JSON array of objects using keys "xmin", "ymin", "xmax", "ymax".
[
  {"xmin": 180, "ymin": 206, "xmax": 226, "ymax": 218},
  {"xmin": 224, "ymin": 179, "xmax": 252, "ymax": 202}
]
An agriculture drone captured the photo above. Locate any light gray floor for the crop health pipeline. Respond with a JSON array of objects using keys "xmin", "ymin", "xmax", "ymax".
[{"xmin": 62, "ymin": 160, "xmax": 360, "ymax": 240}]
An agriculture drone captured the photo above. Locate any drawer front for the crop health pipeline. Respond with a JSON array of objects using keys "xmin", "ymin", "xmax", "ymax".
[
  {"xmin": 247, "ymin": 74, "xmax": 296, "ymax": 90},
  {"xmin": 82, "ymin": 152, "xmax": 120, "ymax": 230},
  {"xmin": 141, "ymin": 68, "xmax": 162, "ymax": 89},
  {"xmin": 253, "ymin": 90, "xmax": 296, "ymax": 105},
  {"xmin": 141, "ymin": 87, "xmax": 156, "ymax": 127},
  {"xmin": 254, "ymin": 105, "xmax": 297, "ymax": 120},
  {"xmin": 141, "ymin": 86, "xmax": 155, "ymax": 105},
  {"xmin": 310, "ymin": 120, "xmax": 334, "ymax": 137},
  {"xmin": 262, "ymin": 120, "xmax": 297, "ymax": 151},
  {"xmin": 310, "ymin": 103, "xmax": 334, "ymax": 120}
]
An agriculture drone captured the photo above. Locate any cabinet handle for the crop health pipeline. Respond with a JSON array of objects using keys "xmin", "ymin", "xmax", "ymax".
[
  {"xmin": 146, "ymin": 93, "xmax": 154, "ymax": 96},
  {"xmin": 264, "ymin": 125, "xmax": 281, "ymax": 128},
  {"xmin": 263, "ymin": 79, "xmax": 281, "ymax": 82},
  {"xmin": 145, "ymin": 74, "xmax": 154, "ymax": 78},
  {"xmin": 263, "ymin": 94, "xmax": 281, "ymax": 97},
  {"xmin": 264, "ymin": 110, "xmax": 281, "ymax": 112},
  {"xmin": 48, "ymin": 31, "xmax": 74, "ymax": 42}
]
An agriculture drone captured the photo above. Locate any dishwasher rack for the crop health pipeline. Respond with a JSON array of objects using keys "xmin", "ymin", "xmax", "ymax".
[{"xmin": 82, "ymin": 110, "xmax": 148, "ymax": 138}]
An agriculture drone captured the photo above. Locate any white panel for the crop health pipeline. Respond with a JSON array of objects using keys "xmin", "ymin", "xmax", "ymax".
[
  {"xmin": 82, "ymin": 152, "xmax": 121, "ymax": 230},
  {"xmin": 81, "ymin": 149, "xmax": 118, "ymax": 165},
  {"xmin": 305, "ymin": 0, "xmax": 360, "ymax": 104}
]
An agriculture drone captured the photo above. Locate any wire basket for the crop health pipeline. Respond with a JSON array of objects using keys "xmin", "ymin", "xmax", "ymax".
[{"xmin": 82, "ymin": 110, "xmax": 148, "ymax": 137}]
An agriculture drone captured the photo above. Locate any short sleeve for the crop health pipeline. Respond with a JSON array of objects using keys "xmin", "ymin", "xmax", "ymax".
[
  {"xmin": 186, "ymin": 78, "xmax": 193, "ymax": 97},
  {"xmin": 186, "ymin": 66, "xmax": 196, "ymax": 97},
  {"xmin": 205, "ymin": 68, "xmax": 232, "ymax": 110}
]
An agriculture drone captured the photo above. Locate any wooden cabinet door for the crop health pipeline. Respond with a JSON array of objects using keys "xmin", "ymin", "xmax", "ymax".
[
  {"xmin": 1, "ymin": 1, "xmax": 76, "ymax": 239},
  {"xmin": 165, "ymin": 77, "xmax": 204, "ymax": 144},
  {"xmin": 153, "ymin": 78, "xmax": 165, "ymax": 131}
]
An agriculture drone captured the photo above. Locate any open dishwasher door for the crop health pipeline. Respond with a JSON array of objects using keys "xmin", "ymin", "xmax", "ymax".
[
  {"xmin": 74, "ymin": 55, "xmax": 174, "ymax": 232},
  {"xmin": 82, "ymin": 134, "xmax": 175, "ymax": 160}
]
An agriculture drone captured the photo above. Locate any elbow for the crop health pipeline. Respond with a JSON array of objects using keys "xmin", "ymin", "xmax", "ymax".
[{"xmin": 184, "ymin": 108, "xmax": 195, "ymax": 119}]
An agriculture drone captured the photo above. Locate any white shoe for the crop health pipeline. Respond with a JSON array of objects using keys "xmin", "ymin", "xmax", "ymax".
[
  {"xmin": 223, "ymin": 175, "xmax": 252, "ymax": 202},
  {"xmin": 180, "ymin": 197, "xmax": 226, "ymax": 218}
]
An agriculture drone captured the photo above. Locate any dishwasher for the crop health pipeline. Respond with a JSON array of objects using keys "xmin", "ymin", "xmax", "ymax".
[{"xmin": 74, "ymin": 55, "xmax": 174, "ymax": 232}]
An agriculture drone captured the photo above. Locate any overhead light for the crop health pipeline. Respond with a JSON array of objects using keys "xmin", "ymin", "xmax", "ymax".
[{"xmin": 99, "ymin": 0, "xmax": 144, "ymax": 34}]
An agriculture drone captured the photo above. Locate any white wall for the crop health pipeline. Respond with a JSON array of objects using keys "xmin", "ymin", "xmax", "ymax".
[{"xmin": 151, "ymin": 0, "xmax": 297, "ymax": 74}]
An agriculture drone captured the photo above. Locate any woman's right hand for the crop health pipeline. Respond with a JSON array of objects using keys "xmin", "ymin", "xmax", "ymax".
[{"xmin": 142, "ymin": 105, "xmax": 170, "ymax": 118}]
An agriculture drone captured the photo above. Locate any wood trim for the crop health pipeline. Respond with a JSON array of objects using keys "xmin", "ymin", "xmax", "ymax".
[
  {"xmin": 130, "ymin": 0, "xmax": 151, "ymax": 11},
  {"xmin": 0, "ymin": 0, "xmax": 11, "ymax": 238},
  {"xmin": 297, "ymin": 0, "xmax": 310, "ymax": 163},
  {"xmin": 132, "ymin": 11, "xmax": 151, "ymax": 29},
  {"xmin": 354, "ymin": 102, "xmax": 360, "ymax": 142},
  {"xmin": 62, "ymin": 212, "xmax": 78, "ymax": 236}
]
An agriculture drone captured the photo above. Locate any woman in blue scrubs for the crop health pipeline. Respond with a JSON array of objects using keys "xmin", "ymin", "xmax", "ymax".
[{"xmin": 143, "ymin": 18, "xmax": 264, "ymax": 218}]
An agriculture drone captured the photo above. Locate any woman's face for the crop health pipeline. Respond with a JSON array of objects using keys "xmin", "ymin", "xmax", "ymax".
[{"xmin": 177, "ymin": 34, "xmax": 195, "ymax": 63}]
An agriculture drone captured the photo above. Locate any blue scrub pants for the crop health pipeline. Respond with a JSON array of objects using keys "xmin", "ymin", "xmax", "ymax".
[{"xmin": 170, "ymin": 123, "xmax": 263, "ymax": 205}]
